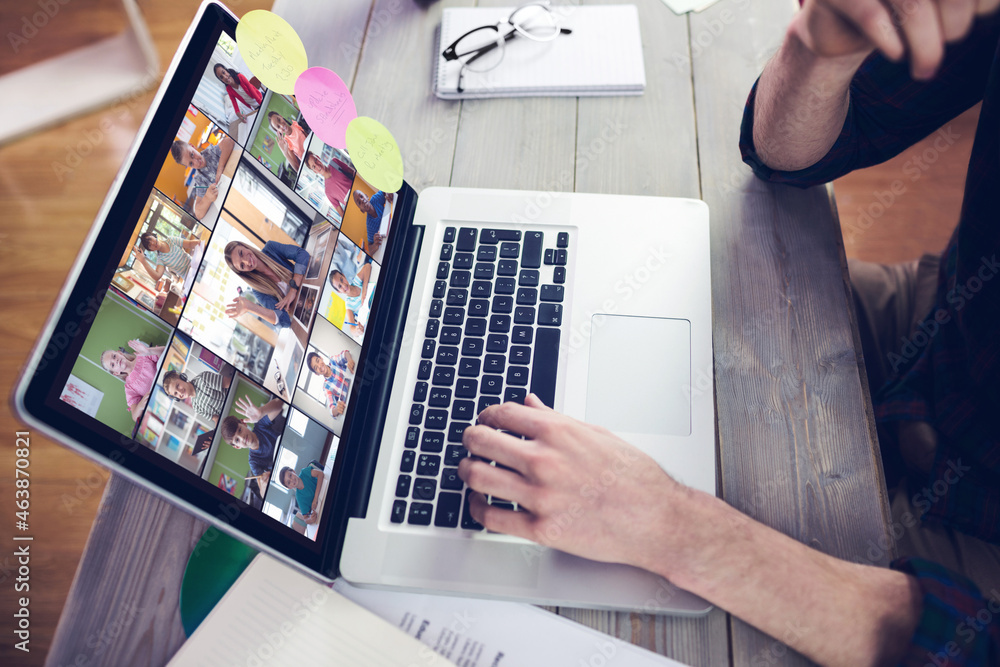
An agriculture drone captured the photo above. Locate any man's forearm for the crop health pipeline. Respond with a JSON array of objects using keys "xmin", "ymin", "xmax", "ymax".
[
  {"xmin": 752, "ymin": 22, "xmax": 869, "ymax": 171},
  {"xmin": 649, "ymin": 487, "xmax": 922, "ymax": 666}
]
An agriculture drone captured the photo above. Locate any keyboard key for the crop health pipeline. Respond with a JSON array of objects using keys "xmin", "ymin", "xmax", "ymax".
[
  {"xmin": 456, "ymin": 228, "xmax": 477, "ymax": 251},
  {"xmin": 471, "ymin": 281, "xmax": 492, "ymax": 298},
  {"xmin": 425, "ymin": 319, "xmax": 440, "ymax": 338},
  {"xmin": 409, "ymin": 404, "xmax": 424, "ymax": 424},
  {"xmin": 530, "ymin": 327, "xmax": 561, "ymax": 407},
  {"xmin": 507, "ymin": 366, "xmax": 529, "ymax": 386},
  {"xmin": 509, "ymin": 346, "xmax": 531, "ymax": 365},
  {"xmin": 489, "ymin": 314, "xmax": 511, "ymax": 332},
  {"xmin": 462, "ymin": 337, "xmax": 484, "ymax": 356},
  {"xmin": 513, "ymin": 307, "xmax": 535, "ymax": 325},
  {"xmin": 497, "ymin": 259, "xmax": 518, "ymax": 276},
  {"xmin": 540, "ymin": 285, "xmax": 564, "ymax": 302},
  {"xmin": 518, "ymin": 269, "xmax": 539, "ymax": 286},
  {"xmin": 491, "ymin": 499, "xmax": 515, "ymax": 511},
  {"xmin": 544, "ymin": 249, "xmax": 555, "ymax": 265},
  {"xmin": 555, "ymin": 249, "xmax": 568, "ymax": 265},
  {"xmin": 504, "ymin": 388, "xmax": 527, "ymax": 403},
  {"xmin": 468, "ymin": 299, "xmax": 489, "ymax": 317},
  {"xmin": 396, "ymin": 474, "xmax": 411, "ymax": 498},
  {"xmin": 495, "ymin": 277, "xmax": 516, "ymax": 295},
  {"xmin": 516, "ymin": 288, "xmax": 538, "ymax": 305},
  {"xmin": 432, "ymin": 367, "xmax": 455, "ymax": 386},
  {"xmin": 422, "ymin": 339, "xmax": 436, "ymax": 359},
  {"xmin": 436, "ymin": 261, "xmax": 450, "ymax": 279},
  {"xmin": 433, "ymin": 280, "xmax": 447, "ymax": 298},
  {"xmin": 450, "ymin": 271, "xmax": 471, "ymax": 288},
  {"xmin": 492, "ymin": 296, "xmax": 513, "ymax": 314},
  {"xmin": 458, "ymin": 357, "xmax": 481, "ymax": 377},
  {"xmin": 435, "ymin": 492, "xmax": 462, "ymax": 527},
  {"xmin": 538, "ymin": 303, "xmax": 563, "ymax": 326},
  {"xmin": 486, "ymin": 334, "xmax": 508, "ymax": 353},
  {"xmin": 400, "ymin": 449, "xmax": 416, "ymax": 473},
  {"xmin": 418, "ymin": 359, "xmax": 432, "ymax": 380},
  {"xmin": 451, "ymin": 400, "xmax": 476, "ymax": 421},
  {"xmin": 477, "ymin": 246, "xmax": 497, "ymax": 262},
  {"xmin": 443, "ymin": 307, "xmax": 464, "ymax": 325},
  {"xmin": 440, "ymin": 243, "xmax": 453, "ymax": 261},
  {"xmin": 448, "ymin": 422, "xmax": 470, "ymax": 443},
  {"xmin": 512, "ymin": 326, "xmax": 533, "ymax": 344},
  {"xmin": 429, "ymin": 299, "xmax": 443, "ymax": 318},
  {"xmin": 436, "ymin": 346, "xmax": 459, "ymax": 365},
  {"xmin": 522, "ymin": 231, "xmax": 543, "ymax": 268},
  {"xmin": 421, "ymin": 431, "xmax": 445, "ymax": 452},
  {"xmin": 478, "ymin": 396, "xmax": 501, "ymax": 413},
  {"xmin": 408, "ymin": 502, "xmax": 433, "ymax": 525},
  {"xmin": 499, "ymin": 242, "xmax": 520, "ymax": 258},
  {"xmin": 474, "ymin": 263, "xmax": 495, "ymax": 280},
  {"xmin": 453, "ymin": 252, "xmax": 474, "ymax": 269},
  {"xmin": 465, "ymin": 318, "xmax": 487, "ymax": 336},
  {"xmin": 414, "ymin": 477, "xmax": 437, "ymax": 500},
  {"xmin": 391, "ymin": 499, "xmax": 407, "ymax": 523},
  {"xmin": 417, "ymin": 454, "xmax": 441, "ymax": 477},
  {"xmin": 446, "ymin": 289, "xmax": 468, "ymax": 306},
  {"xmin": 553, "ymin": 267, "xmax": 566, "ymax": 284},
  {"xmin": 440, "ymin": 326, "xmax": 461, "ymax": 345},
  {"xmin": 455, "ymin": 378, "xmax": 477, "ymax": 397},
  {"xmin": 425, "ymin": 409, "xmax": 448, "ymax": 430},
  {"xmin": 441, "ymin": 468, "xmax": 464, "ymax": 491},
  {"xmin": 413, "ymin": 381, "xmax": 428, "ymax": 402},
  {"xmin": 461, "ymin": 490, "xmax": 483, "ymax": 530},
  {"xmin": 484, "ymin": 354, "xmax": 505, "ymax": 373},
  {"xmin": 445, "ymin": 445, "xmax": 467, "ymax": 466},
  {"xmin": 480, "ymin": 228, "xmax": 521, "ymax": 243},
  {"xmin": 405, "ymin": 426, "xmax": 420, "ymax": 448},
  {"xmin": 428, "ymin": 387, "xmax": 452, "ymax": 407},
  {"xmin": 443, "ymin": 227, "xmax": 456, "ymax": 243},
  {"xmin": 481, "ymin": 375, "xmax": 503, "ymax": 395},
  {"xmin": 557, "ymin": 232, "xmax": 569, "ymax": 248}
]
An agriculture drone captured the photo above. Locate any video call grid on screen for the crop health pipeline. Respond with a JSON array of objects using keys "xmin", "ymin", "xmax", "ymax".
[{"xmin": 56, "ymin": 29, "xmax": 397, "ymax": 547}]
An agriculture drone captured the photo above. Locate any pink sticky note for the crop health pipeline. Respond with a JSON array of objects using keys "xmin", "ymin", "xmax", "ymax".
[{"xmin": 294, "ymin": 67, "xmax": 357, "ymax": 149}]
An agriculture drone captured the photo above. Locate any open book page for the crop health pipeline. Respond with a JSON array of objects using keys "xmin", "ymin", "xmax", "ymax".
[{"xmin": 168, "ymin": 555, "xmax": 453, "ymax": 667}]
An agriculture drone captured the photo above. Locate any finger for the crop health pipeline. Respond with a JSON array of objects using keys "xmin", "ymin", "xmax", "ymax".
[
  {"xmin": 975, "ymin": 0, "xmax": 1000, "ymax": 14},
  {"xmin": 890, "ymin": 0, "xmax": 945, "ymax": 78},
  {"xmin": 466, "ymin": 491, "xmax": 536, "ymax": 539},
  {"xmin": 462, "ymin": 424, "xmax": 533, "ymax": 471},
  {"xmin": 522, "ymin": 393, "xmax": 553, "ymax": 411},
  {"xmin": 476, "ymin": 401, "xmax": 556, "ymax": 439},
  {"xmin": 938, "ymin": 0, "xmax": 976, "ymax": 41},
  {"xmin": 826, "ymin": 0, "xmax": 905, "ymax": 60},
  {"xmin": 458, "ymin": 458, "xmax": 533, "ymax": 505}
]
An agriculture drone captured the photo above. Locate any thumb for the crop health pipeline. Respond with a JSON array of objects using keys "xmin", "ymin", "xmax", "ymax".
[{"xmin": 524, "ymin": 393, "xmax": 553, "ymax": 411}]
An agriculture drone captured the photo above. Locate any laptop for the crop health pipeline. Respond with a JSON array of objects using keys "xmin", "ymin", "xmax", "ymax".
[{"xmin": 13, "ymin": 1, "xmax": 715, "ymax": 614}]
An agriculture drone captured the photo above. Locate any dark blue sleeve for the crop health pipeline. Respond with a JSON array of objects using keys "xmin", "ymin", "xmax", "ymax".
[
  {"xmin": 740, "ymin": 17, "xmax": 999, "ymax": 187},
  {"xmin": 251, "ymin": 289, "xmax": 291, "ymax": 328},
  {"xmin": 370, "ymin": 191, "xmax": 385, "ymax": 218},
  {"xmin": 261, "ymin": 240, "xmax": 311, "ymax": 276}
]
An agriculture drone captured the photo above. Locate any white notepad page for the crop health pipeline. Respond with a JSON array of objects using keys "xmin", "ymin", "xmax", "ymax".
[{"xmin": 435, "ymin": 4, "xmax": 646, "ymax": 99}]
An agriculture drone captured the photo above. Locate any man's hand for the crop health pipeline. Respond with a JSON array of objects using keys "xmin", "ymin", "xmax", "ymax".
[
  {"xmin": 458, "ymin": 395, "xmax": 683, "ymax": 569},
  {"xmin": 235, "ymin": 395, "xmax": 262, "ymax": 423},
  {"xmin": 795, "ymin": 0, "xmax": 995, "ymax": 80},
  {"xmin": 204, "ymin": 183, "xmax": 220, "ymax": 204},
  {"xmin": 331, "ymin": 401, "xmax": 346, "ymax": 417},
  {"xmin": 346, "ymin": 354, "xmax": 356, "ymax": 373}
]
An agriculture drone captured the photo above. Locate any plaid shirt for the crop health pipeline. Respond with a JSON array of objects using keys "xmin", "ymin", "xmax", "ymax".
[
  {"xmin": 321, "ymin": 351, "xmax": 352, "ymax": 417},
  {"xmin": 740, "ymin": 18, "xmax": 1000, "ymax": 664}
]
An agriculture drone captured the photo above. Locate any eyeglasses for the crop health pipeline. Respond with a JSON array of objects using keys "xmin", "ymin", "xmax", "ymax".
[{"xmin": 441, "ymin": 2, "xmax": 573, "ymax": 93}]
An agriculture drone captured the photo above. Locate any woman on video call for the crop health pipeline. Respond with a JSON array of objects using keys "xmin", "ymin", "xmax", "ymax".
[
  {"xmin": 100, "ymin": 339, "xmax": 165, "ymax": 422},
  {"xmin": 214, "ymin": 64, "xmax": 261, "ymax": 125},
  {"xmin": 223, "ymin": 240, "xmax": 310, "ymax": 329}
]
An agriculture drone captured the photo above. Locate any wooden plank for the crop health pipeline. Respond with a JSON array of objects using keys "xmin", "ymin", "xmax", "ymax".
[
  {"xmin": 45, "ymin": 475, "xmax": 207, "ymax": 667},
  {"xmin": 689, "ymin": 0, "xmax": 894, "ymax": 664}
]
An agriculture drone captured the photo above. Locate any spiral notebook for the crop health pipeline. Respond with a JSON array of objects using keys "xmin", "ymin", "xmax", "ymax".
[{"xmin": 434, "ymin": 4, "xmax": 646, "ymax": 99}]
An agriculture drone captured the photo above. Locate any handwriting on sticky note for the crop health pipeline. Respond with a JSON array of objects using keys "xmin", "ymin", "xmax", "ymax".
[
  {"xmin": 295, "ymin": 67, "xmax": 357, "ymax": 149},
  {"xmin": 346, "ymin": 117, "xmax": 403, "ymax": 193},
  {"xmin": 235, "ymin": 10, "xmax": 308, "ymax": 95}
]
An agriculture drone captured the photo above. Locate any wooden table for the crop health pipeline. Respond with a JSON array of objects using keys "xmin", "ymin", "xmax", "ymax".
[{"xmin": 45, "ymin": 0, "xmax": 893, "ymax": 664}]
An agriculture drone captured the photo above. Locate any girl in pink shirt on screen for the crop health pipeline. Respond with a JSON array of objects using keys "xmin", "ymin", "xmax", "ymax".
[{"xmin": 101, "ymin": 339, "xmax": 165, "ymax": 422}]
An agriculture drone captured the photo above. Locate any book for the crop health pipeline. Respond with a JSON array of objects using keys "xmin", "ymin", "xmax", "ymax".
[{"xmin": 434, "ymin": 4, "xmax": 646, "ymax": 99}]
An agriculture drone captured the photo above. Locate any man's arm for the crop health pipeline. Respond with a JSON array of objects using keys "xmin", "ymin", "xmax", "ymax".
[{"xmin": 458, "ymin": 396, "xmax": 923, "ymax": 666}]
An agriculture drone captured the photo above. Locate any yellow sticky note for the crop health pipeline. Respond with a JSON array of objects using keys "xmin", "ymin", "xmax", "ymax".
[
  {"xmin": 235, "ymin": 10, "xmax": 308, "ymax": 95},
  {"xmin": 345, "ymin": 117, "xmax": 403, "ymax": 193}
]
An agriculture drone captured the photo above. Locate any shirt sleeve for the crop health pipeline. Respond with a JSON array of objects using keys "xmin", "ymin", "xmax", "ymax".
[
  {"xmin": 262, "ymin": 240, "xmax": 311, "ymax": 276},
  {"xmin": 331, "ymin": 351, "xmax": 349, "ymax": 370},
  {"xmin": 370, "ymin": 191, "xmax": 386, "ymax": 218},
  {"xmin": 890, "ymin": 557, "xmax": 1000, "ymax": 666},
  {"xmin": 251, "ymin": 289, "xmax": 291, "ymax": 328},
  {"xmin": 739, "ymin": 16, "xmax": 1000, "ymax": 188}
]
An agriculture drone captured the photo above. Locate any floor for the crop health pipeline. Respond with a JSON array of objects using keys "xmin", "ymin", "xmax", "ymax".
[{"xmin": 0, "ymin": 1, "xmax": 978, "ymax": 664}]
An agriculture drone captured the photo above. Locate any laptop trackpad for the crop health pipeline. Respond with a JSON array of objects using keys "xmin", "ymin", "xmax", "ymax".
[{"xmin": 585, "ymin": 316, "xmax": 691, "ymax": 436}]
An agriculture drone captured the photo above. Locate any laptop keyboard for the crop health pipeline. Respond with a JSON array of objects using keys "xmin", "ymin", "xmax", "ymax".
[{"xmin": 391, "ymin": 226, "xmax": 569, "ymax": 530}]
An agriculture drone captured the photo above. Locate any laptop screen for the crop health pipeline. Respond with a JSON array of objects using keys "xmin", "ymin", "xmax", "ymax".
[{"xmin": 24, "ymin": 5, "xmax": 405, "ymax": 564}]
